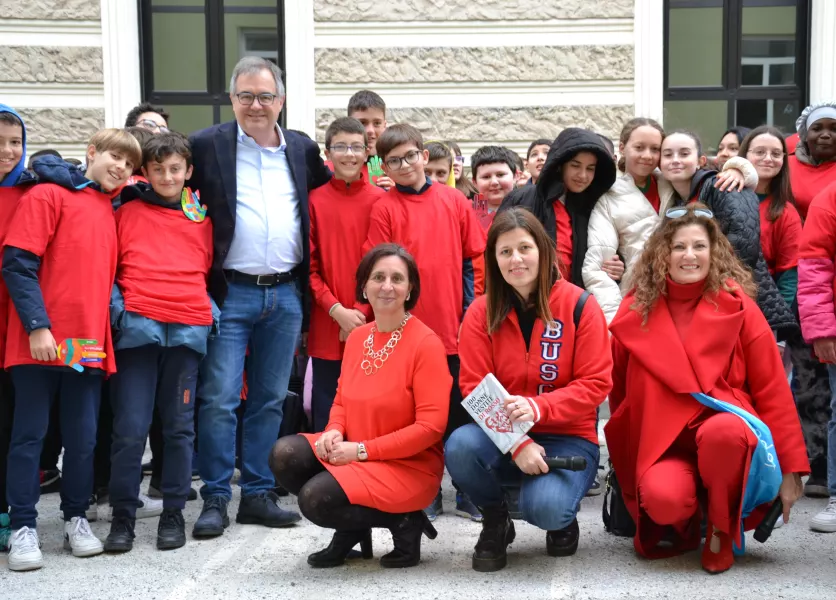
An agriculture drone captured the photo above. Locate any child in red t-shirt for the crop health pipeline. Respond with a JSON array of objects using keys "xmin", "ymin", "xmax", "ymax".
[
  {"xmin": 309, "ymin": 118, "xmax": 385, "ymax": 432},
  {"xmin": 105, "ymin": 132, "xmax": 215, "ymax": 553},
  {"xmin": 2, "ymin": 129, "xmax": 141, "ymax": 571}
]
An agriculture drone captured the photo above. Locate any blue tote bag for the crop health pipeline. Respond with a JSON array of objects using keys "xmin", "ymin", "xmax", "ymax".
[{"xmin": 691, "ymin": 393, "xmax": 782, "ymax": 554}]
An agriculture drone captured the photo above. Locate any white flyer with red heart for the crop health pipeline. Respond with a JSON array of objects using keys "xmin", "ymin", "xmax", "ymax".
[{"xmin": 462, "ymin": 373, "xmax": 534, "ymax": 453}]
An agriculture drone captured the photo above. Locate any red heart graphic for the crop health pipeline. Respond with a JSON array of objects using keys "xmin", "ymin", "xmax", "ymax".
[{"xmin": 485, "ymin": 408, "xmax": 514, "ymax": 434}]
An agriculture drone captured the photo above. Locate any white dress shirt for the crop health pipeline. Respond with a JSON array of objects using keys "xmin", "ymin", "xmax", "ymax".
[{"xmin": 224, "ymin": 124, "xmax": 302, "ymax": 274}]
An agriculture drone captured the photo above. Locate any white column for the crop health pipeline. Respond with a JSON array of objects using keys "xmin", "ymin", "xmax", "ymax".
[
  {"xmin": 100, "ymin": 0, "xmax": 142, "ymax": 127},
  {"xmin": 633, "ymin": 0, "xmax": 665, "ymax": 122},
  {"xmin": 284, "ymin": 0, "xmax": 316, "ymax": 135},
  {"xmin": 809, "ymin": 0, "xmax": 836, "ymax": 104}
]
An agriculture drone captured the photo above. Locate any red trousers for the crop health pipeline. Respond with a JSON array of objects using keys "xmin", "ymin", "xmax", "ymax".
[{"xmin": 638, "ymin": 412, "xmax": 757, "ymax": 535}]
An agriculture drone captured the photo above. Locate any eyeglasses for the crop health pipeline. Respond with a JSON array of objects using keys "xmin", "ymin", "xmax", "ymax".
[
  {"xmin": 748, "ymin": 149, "xmax": 786, "ymax": 161},
  {"xmin": 328, "ymin": 143, "xmax": 367, "ymax": 155},
  {"xmin": 665, "ymin": 207, "xmax": 714, "ymax": 220},
  {"xmin": 137, "ymin": 119, "xmax": 169, "ymax": 133},
  {"xmin": 454, "ymin": 155, "xmax": 465, "ymax": 164},
  {"xmin": 384, "ymin": 150, "xmax": 421, "ymax": 171},
  {"xmin": 234, "ymin": 92, "xmax": 278, "ymax": 106}
]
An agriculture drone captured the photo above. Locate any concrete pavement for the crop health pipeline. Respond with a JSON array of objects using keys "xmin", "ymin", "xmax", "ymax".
[{"xmin": 2, "ymin": 474, "xmax": 835, "ymax": 600}]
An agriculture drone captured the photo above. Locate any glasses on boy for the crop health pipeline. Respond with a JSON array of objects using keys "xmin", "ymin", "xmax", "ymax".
[
  {"xmin": 329, "ymin": 143, "xmax": 367, "ymax": 155},
  {"xmin": 137, "ymin": 119, "xmax": 169, "ymax": 134},
  {"xmin": 384, "ymin": 150, "xmax": 421, "ymax": 171},
  {"xmin": 234, "ymin": 93, "xmax": 279, "ymax": 106}
]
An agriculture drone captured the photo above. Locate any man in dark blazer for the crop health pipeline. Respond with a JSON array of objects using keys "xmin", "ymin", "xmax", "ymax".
[{"xmin": 188, "ymin": 57, "xmax": 330, "ymax": 538}]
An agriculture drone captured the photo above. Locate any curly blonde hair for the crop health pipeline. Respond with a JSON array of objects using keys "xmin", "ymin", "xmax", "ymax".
[{"xmin": 630, "ymin": 203, "xmax": 757, "ymax": 323}]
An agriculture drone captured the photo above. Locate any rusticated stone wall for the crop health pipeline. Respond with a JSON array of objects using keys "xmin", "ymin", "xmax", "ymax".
[
  {"xmin": 317, "ymin": 105, "xmax": 635, "ymax": 143},
  {"xmin": 0, "ymin": 1, "xmax": 105, "ymax": 149},
  {"xmin": 0, "ymin": 47, "xmax": 103, "ymax": 83},
  {"xmin": 0, "ymin": 0, "xmax": 99, "ymax": 21},
  {"xmin": 314, "ymin": 0, "xmax": 633, "ymax": 21},
  {"xmin": 315, "ymin": 46, "xmax": 634, "ymax": 84}
]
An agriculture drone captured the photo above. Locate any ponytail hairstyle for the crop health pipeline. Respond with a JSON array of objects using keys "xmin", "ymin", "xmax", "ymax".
[
  {"xmin": 738, "ymin": 125, "xmax": 795, "ymax": 222},
  {"xmin": 617, "ymin": 118, "xmax": 665, "ymax": 173}
]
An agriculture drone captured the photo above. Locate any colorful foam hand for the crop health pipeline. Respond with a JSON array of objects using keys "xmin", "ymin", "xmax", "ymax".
[
  {"xmin": 181, "ymin": 188, "xmax": 207, "ymax": 222},
  {"xmin": 57, "ymin": 338, "xmax": 106, "ymax": 372}
]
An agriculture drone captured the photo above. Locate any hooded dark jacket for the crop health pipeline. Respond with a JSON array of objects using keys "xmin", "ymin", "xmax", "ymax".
[
  {"xmin": 678, "ymin": 169, "xmax": 798, "ymax": 337},
  {"xmin": 499, "ymin": 128, "xmax": 616, "ymax": 287}
]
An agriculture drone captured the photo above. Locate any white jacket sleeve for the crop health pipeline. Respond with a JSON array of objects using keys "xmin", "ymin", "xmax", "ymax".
[
  {"xmin": 583, "ymin": 198, "xmax": 623, "ymax": 324},
  {"xmin": 722, "ymin": 155, "xmax": 759, "ymax": 189}
]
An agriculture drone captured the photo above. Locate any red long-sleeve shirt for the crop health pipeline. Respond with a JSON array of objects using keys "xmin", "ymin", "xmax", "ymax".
[
  {"xmin": 458, "ymin": 279, "xmax": 612, "ymax": 445},
  {"xmin": 0, "ymin": 186, "xmax": 26, "ymax": 362},
  {"xmin": 364, "ymin": 182, "xmax": 486, "ymax": 354},
  {"xmin": 309, "ymin": 174, "xmax": 385, "ymax": 360}
]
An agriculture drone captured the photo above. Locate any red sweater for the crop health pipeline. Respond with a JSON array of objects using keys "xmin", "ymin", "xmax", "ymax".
[
  {"xmin": 0, "ymin": 186, "xmax": 27, "ymax": 362},
  {"xmin": 553, "ymin": 199, "xmax": 573, "ymax": 281},
  {"xmin": 759, "ymin": 197, "xmax": 801, "ymax": 275},
  {"xmin": 4, "ymin": 184, "xmax": 117, "ymax": 373},
  {"xmin": 364, "ymin": 182, "xmax": 486, "ymax": 354},
  {"xmin": 789, "ymin": 154, "xmax": 836, "ymax": 219},
  {"xmin": 115, "ymin": 198, "xmax": 214, "ymax": 326},
  {"xmin": 458, "ymin": 279, "xmax": 612, "ymax": 445},
  {"xmin": 309, "ymin": 174, "xmax": 385, "ymax": 360}
]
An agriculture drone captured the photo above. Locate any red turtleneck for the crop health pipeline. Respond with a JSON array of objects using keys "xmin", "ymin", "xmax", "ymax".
[{"xmin": 665, "ymin": 276, "xmax": 706, "ymax": 341}]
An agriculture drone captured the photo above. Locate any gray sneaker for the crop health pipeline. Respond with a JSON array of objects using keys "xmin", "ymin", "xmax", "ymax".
[{"xmin": 810, "ymin": 497, "xmax": 836, "ymax": 533}]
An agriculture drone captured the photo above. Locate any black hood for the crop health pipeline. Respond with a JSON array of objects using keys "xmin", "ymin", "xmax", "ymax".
[
  {"xmin": 688, "ymin": 169, "xmax": 718, "ymax": 200},
  {"xmin": 536, "ymin": 127, "xmax": 617, "ymax": 209}
]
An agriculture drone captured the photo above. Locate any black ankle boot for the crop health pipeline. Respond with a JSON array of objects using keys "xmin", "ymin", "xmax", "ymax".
[
  {"xmin": 379, "ymin": 511, "xmax": 437, "ymax": 568},
  {"xmin": 307, "ymin": 529, "xmax": 373, "ymax": 568},
  {"xmin": 546, "ymin": 518, "xmax": 579, "ymax": 557},
  {"xmin": 472, "ymin": 504, "xmax": 515, "ymax": 572}
]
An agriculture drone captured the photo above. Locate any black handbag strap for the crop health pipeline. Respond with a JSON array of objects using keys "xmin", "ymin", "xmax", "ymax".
[{"xmin": 573, "ymin": 291, "xmax": 590, "ymax": 329}]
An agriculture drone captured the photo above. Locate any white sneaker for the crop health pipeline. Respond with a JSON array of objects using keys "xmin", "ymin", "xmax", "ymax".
[
  {"xmin": 106, "ymin": 493, "xmax": 164, "ymax": 521},
  {"xmin": 63, "ymin": 516, "xmax": 103, "ymax": 557},
  {"xmin": 810, "ymin": 497, "xmax": 836, "ymax": 533},
  {"xmin": 774, "ymin": 515, "xmax": 784, "ymax": 529},
  {"xmin": 86, "ymin": 504, "xmax": 98, "ymax": 522},
  {"xmin": 8, "ymin": 527, "xmax": 43, "ymax": 571}
]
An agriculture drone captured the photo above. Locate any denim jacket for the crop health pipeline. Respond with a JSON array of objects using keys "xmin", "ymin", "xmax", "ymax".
[{"xmin": 110, "ymin": 285, "xmax": 220, "ymax": 356}]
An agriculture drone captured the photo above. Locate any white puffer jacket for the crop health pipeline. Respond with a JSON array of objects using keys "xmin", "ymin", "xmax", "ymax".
[{"xmin": 583, "ymin": 157, "xmax": 758, "ymax": 323}]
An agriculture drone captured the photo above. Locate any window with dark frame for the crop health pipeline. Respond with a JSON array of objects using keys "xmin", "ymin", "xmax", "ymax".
[
  {"xmin": 664, "ymin": 0, "xmax": 810, "ymax": 155},
  {"xmin": 138, "ymin": 0, "xmax": 286, "ymax": 137}
]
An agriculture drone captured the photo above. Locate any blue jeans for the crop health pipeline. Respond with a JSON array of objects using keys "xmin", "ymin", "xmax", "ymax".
[
  {"xmin": 198, "ymin": 280, "xmax": 302, "ymax": 499},
  {"xmin": 445, "ymin": 423, "xmax": 599, "ymax": 531},
  {"xmin": 7, "ymin": 366, "xmax": 102, "ymax": 529},
  {"xmin": 826, "ymin": 364, "xmax": 836, "ymax": 496},
  {"xmin": 110, "ymin": 345, "xmax": 199, "ymax": 517}
]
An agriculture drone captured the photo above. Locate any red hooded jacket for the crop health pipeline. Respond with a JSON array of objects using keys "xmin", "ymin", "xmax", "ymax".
[{"xmin": 458, "ymin": 279, "xmax": 612, "ymax": 445}]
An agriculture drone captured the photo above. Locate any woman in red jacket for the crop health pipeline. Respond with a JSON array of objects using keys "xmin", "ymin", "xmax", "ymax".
[
  {"xmin": 270, "ymin": 244, "xmax": 451, "ymax": 570},
  {"xmin": 446, "ymin": 207, "xmax": 612, "ymax": 573},
  {"xmin": 607, "ymin": 204, "xmax": 809, "ymax": 574},
  {"xmin": 788, "ymin": 102, "xmax": 836, "ymax": 219}
]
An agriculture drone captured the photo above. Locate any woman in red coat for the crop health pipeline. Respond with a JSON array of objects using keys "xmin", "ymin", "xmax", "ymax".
[
  {"xmin": 447, "ymin": 207, "xmax": 612, "ymax": 572},
  {"xmin": 270, "ymin": 244, "xmax": 451, "ymax": 569},
  {"xmin": 606, "ymin": 204, "xmax": 809, "ymax": 574}
]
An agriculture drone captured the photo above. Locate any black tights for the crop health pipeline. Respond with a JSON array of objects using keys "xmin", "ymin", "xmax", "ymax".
[{"xmin": 269, "ymin": 435, "xmax": 406, "ymax": 531}]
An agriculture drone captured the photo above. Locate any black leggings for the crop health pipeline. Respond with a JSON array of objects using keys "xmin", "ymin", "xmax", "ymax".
[{"xmin": 269, "ymin": 435, "xmax": 405, "ymax": 531}]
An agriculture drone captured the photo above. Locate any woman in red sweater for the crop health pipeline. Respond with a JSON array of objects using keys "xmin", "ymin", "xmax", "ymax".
[
  {"xmin": 447, "ymin": 207, "xmax": 612, "ymax": 572},
  {"xmin": 270, "ymin": 244, "xmax": 451, "ymax": 569},
  {"xmin": 607, "ymin": 204, "xmax": 809, "ymax": 574}
]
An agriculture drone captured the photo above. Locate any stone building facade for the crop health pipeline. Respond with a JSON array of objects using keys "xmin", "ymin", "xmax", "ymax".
[{"xmin": 1, "ymin": 0, "xmax": 835, "ymax": 162}]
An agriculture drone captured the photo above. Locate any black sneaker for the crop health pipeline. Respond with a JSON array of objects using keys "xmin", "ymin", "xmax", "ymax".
[
  {"xmin": 805, "ymin": 478, "xmax": 830, "ymax": 498},
  {"xmin": 236, "ymin": 491, "xmax": 301, "ymax": 527},
  {"xmin": 472, "ymin": 504, "xmax": 516, "ymax": 572},
  {"xmin": 585, "ymin": 477, "xmax": 602, "ymax": 497},
  {"xmin": 104, "ymin": 516, "xmax": 136, "ymax": 553},
  {"xmin": 141, "ymin": 461, "xmax": 153, "ymax": 476},
  {"xmin": 192, "ymin": 496, "xmax": 229, "ymax": 538},
  {"xmin": 157, "ymin": 508, "xmax": 186, "ymax": 550},
  {"xmin": 546, "ymin": 518, "xmax": 579, "ymax": 557}
]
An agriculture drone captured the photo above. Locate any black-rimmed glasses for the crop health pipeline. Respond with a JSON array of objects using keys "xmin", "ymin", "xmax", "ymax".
[
  {"xmin": 235, "ymin": 92, "xmax": 278, "ymax": 106},
  {"xmin": 384, "ymin": 150, "xmax": 421, "ymax": 171}
]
